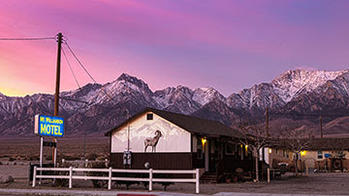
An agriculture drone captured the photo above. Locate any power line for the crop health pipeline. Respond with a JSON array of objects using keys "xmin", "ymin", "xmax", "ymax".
[
  {"xmin": 64, "ymin": 41, "xmax": 97, "ymax": 84},
  {"xmin": 0, "ymin": 37, "xmax": 55, "ymax": 41},
  {"xmin": 62, "ymin": 46, "xmax": 81, "ymax": 89},
  {"xmin": 60, "ymin": 96, "xmax": 89, "ymax": 105},
  {"xmin": 63, "ymin": 40, "xmax": 115, "ymax": 101},
  {"xmin": 270, "ymin": 112, "xmax": 346, "ymax": 118}
]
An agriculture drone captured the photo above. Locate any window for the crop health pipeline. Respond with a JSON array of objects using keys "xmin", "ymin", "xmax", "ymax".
[
  {"xmin": 225, "ymin": 143, "xmax": 235, "ymax": 155},
  {"xmin": 146, "ymin": 113, "xmax": 153, "ymax": 120},
  {"xmin": 317, "ymin": 151, "xmax": 323, "ymax": 159}
]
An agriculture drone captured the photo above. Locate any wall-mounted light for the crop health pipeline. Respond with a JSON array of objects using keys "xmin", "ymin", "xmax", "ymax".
[
  {"xmin": 268, "ymin": 148, "xmax": 272, "ymax": 154},
  {"xmin": 245, "ymin": 144, "xmax": 248, "ymax": 151},
  {"xmin": 201, "ymin": 137, "xmax": 207, "ymax": 147},
  {"xmin": 300, "ymin": 150, "xmax": 307, "ymax": 156}
]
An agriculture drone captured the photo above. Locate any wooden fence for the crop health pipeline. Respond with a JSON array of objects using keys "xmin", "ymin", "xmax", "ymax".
[{"xmin": 32, "ymin": 166, "xmax": 200, "ymax": 193}]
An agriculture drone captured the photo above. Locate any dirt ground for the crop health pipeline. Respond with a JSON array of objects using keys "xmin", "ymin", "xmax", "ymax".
[
  {"xmin": 1, "ymin": 137, "xmax": 349, "ymax": 195},
  {"xmin": 0, "ymin": 136, "xmax": 108, "ymax": 161},
  {"xmin": 1, "ymin": 164, "xmax": 349, "ymax": 195}
]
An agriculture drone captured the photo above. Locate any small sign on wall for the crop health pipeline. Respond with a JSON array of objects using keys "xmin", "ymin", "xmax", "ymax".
[
  {"xmin": 123, "ymin": 151, "xmax": 132, "ymax": 165},
  {"xmin": 34, "ymin": 114, "xmax": 64, "ymax": 137}
]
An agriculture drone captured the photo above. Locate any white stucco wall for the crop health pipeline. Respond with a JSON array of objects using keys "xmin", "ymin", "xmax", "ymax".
[{"xmin": 111, "ymin": 112, "xmax": 191, "ymax": 153}]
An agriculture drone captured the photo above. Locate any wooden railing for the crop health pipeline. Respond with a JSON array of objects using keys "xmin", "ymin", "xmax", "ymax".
[{"xmin": 32, "ymin": 166, "xmax": 200, "ymax": 194}]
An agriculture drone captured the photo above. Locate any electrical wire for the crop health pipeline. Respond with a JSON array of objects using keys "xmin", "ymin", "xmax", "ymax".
[
  {"xmin": 270, "ymin": 112, "xmax": 345, "ymax": 118},
  {"xmin": 60, "ymin": 96, "xmax": 89, "ymax": 104},
  {"xmin": 0, "ymin": 34, "xmax": 114, "ymax": 102},
  {"xmin": 62, "ymin": 46, "xmax": 81, "ymax": 89},
  {"xmin": 63, "ymin": 40, "xmax": 115, "ymax": 101},
  {"xmin": 64, "ymin": 41, "xmax": 97, "ymax": 84},
  {"xmin": 0, "ymin": 37, "xmax": 55, "ymax": 41}
]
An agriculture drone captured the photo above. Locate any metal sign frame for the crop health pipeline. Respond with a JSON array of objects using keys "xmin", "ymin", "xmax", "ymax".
[{"xmin": 34, "ymin": 114, "xmax": 64, "ymax": 137}]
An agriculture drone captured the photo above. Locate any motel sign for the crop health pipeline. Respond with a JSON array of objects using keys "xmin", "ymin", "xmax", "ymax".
[{"xmin": 34, "ymin": 114, "xmax": 64, "ymax": 137}]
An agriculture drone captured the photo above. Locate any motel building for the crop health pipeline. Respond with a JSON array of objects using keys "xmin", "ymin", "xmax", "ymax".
[
  {"xmin": 268, "ymin": 138, "xmax": 349, "ymax": 173},
  {"xmin": 298, "ymin": 138, "xmax": 349, "ymax": 172},
  {"xmin": 105, "ymin": 108, "xmax": 256, "ymax": 181}
]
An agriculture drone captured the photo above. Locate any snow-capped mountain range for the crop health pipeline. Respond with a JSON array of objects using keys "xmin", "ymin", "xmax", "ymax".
[{"xmin": 1, "ymin": 69, "xmax": 349, "ymax": 136}]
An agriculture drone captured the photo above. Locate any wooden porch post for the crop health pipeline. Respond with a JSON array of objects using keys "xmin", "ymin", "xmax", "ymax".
[{"xmin": 205, "ymin": 139, "xmax": 209, "ymax": 172}]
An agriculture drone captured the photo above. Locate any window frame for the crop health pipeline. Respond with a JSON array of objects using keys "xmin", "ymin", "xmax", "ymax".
[{"xmin": 146, "ymin": 113, "xmax": 153, "ymax": 120}]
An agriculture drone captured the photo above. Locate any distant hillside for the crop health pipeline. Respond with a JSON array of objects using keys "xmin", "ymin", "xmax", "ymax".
[{"xmin": 1, "ymin": 69, "xmax": 349, "ymax": 137}]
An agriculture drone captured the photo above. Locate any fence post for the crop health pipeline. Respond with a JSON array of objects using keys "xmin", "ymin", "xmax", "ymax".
[
  {"xmin": 27, "ymin": 162, "xmax": 31, "ymax": 186},
  {"xmin": 305, "ymin": 164, "xmax": 309, "ymax": 176},
  {"xmin": 108, "ymin": 167, "xmax": 112, "ymax": 190},
  {"xmin": 69, "ymin": 166, "xmax": 73, "ymax": 189},
  {"xmin": 149, "ymin": 168, "xmax": 153, "ymax": 191},
  {"xmin": 267, "ymin": 168, "xmax": 270, "ymax": 183},
  {"xmin": 196, "ymin": 168, "xmax": 199, "ymax": 194},
  {"xmin": 32, "ymin": 166, "xmax": 37, "ymax": 187}
]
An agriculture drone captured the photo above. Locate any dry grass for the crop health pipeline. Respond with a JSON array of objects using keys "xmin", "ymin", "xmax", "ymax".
[{"xmin": 0, "ymin": 136, "xmax": 109, "ymax": 162}]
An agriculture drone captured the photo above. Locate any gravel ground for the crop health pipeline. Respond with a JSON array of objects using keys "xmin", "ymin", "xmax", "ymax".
[
  {"xmin": 1, "ymin": 165, "xmax": 349, "ymax": 195},
  {"xmin": 0, "ymin": 165, "xmax": 28, "ymax": 180}
]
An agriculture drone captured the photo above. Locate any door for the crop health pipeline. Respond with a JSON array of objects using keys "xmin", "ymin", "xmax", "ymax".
[{"xmin": 209, "ymin": 139, "xmax": 218, "ymax": 172}]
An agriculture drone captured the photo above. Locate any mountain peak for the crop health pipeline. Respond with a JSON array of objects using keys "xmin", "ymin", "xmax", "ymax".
[
  {"xmin": 115, "ymin": 73, "xmax": 151, "ymax": 90},
  {"xmin": 196, "ymin": 87, "xmax": 214, "ymax": 92},
  {"xmin": 0, "ymin": 92, "xmax": 6, "ymax": 101},
  {"xmin": 117, "ymin": 73, "xmax": 142, "ymax": 82},
  {"xmin": 272, "ymin": 69, "xmax": 348, "ymax": 102},
  {"xmin": 275, "ymin": 69, "xmax": 348, "ymax": 82},
  {"xmin": 193, "ymin": 87, "xmax": 226, "ymax": 106}
]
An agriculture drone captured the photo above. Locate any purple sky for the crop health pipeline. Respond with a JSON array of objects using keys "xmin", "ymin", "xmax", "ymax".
[{"xmin": 1, "ymin": 0, "xmax": 349, "ymax": 96}]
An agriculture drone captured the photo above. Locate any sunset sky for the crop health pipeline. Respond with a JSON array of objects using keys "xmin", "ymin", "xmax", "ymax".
[{"xmin": 1, "ymin": 0, "xmax": 348, "ymax": 97}]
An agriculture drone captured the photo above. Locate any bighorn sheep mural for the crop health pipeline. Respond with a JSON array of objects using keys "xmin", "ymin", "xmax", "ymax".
[{"xmin": 144, "ymin": 130, "xmax": 162, "ymax": 152}]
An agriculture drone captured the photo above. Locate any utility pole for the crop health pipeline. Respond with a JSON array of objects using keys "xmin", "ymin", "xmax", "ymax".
[
  {"xmin": 52, "ymin": 32, "xmax": 63, "ymax": 167},
  {"xmin": 127, "ymin": 110, "xmax": 130, "ymax": 151},
  {"xmin": 266, "ymin": 107, "xmax": 269, "ymax": 137},
  {"xmin": 54, "ymin": 32, "xmax": 62, "ymax": 116},
  {"xmin": 83, "ymin": 128, "xmax": 86, "ymax": 159}
]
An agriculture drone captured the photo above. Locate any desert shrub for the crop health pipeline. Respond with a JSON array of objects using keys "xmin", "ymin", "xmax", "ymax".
[
  {"xmin": 142, "ymin": 174, "xmax": 174, "ymax": 191},
  {"xmin": 114, "ymin": 172, "xmax": 141, "ymax": 189},
  {"xmin": 63, "ymin": 155, "xmax": 80, "ymax": 161},
  {"xmin": 87, "ymin": 161, "xmax": 108, "ymax": 188},
  {"xmin": 96, "ymin": 155, "xmax": 108, "ymax": 161},
  {"xmin": 86, "ymin": 153, "xmax": 98, "ymax": 161},
  {"xmin": 55, "ymin": 174, "xmax": 69, "ymax": 187},
  {"xmin": 29, "ymin": 156, "xmax": 39, "ymax": 161},
  {"xmin": 45, "ymin": 155, "xmax": 52, "ymax": 160},
  {"xmin": 54, "ymin": 162, "xmax": 70, "ymax": 187}
]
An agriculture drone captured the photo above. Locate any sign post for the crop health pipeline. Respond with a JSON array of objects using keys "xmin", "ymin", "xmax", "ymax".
[
  {"xmin": 34, "ymin": 114, "xmax": 64, "ymax": 175},
  {"xmin": 39, "ymin": 136, "xmax": 43, "ymax": 184},
  {"xmin": 39, "ymin": 137, "xmax": 43, "ymax": 168}
]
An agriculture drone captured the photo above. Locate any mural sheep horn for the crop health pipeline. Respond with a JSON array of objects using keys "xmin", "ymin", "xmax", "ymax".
[{"xmin": 144, "ymin": 130, "xmax": 162, "ymax": 152}]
